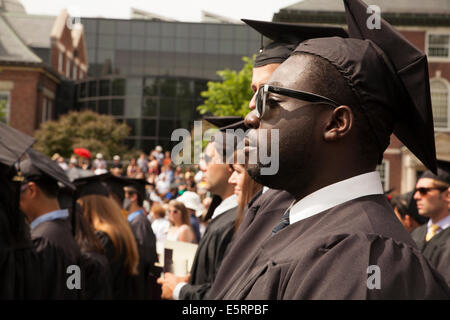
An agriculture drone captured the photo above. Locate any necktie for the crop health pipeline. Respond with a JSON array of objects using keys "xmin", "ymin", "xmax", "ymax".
[
  {"xmin": 272, "ymin": 209, "xmax": 290, "ymax": 235},
  {"xmin": 425, "ymin": 224, "xmax": 441, "ymax": 242}
]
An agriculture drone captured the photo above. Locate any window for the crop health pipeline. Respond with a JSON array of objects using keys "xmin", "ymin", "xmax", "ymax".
[
  {"xmin": 376, "ymin": 160, "xmax": 390, "ymax": 192},
  {"xmin": 98, "ymin": 100, "xmax": 110, "ymax": 114},
  {"xmin": 430, "ymin": 79, "xmax": 449, "ymax": 129},
  {"xmin": 88, "ymin": 80, "xmax": 98, "ymax": 97},
  {"xmin": 427, "ymin": 34, "xmax": 450, "ymax": 58},
  {"xmin": 111, "ymin": 99, "xmax": 124, "ymax": 116},
  {"xmin": 66, "ymin": 57, "xmax": 71, "ymax": 78},
  {"xmin": 99, "ymin": 80, "xmax": 110, "ymax": 96},
  {"xmin": 72, "ymin": 64, "xmax": 77, "ymax": 80},
  {"xmin": 41, "ymin": 97, "xmax": 52, "ymax": 123},
  {"xmin": 112, "ymin": 79, "xmax": 126, "ymax": 96},
  {"xmin": 58, "ymin": 51, "xmax": 63, "ymax": 73},
  {"xmin": 0, "ymin": 91, "xmax": 10, "ymax": 124}
]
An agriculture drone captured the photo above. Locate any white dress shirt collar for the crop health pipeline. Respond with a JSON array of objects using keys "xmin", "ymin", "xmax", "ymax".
[
  {"xmin": 289, "ymin": 171, "xmax": 384, "ymax": 225},
  {"xmin": 211, "ymin": 194, "xmax": 238, "ymax": 220},
  {"xmin": 428, "ymin": 214, "xmax": 450, "ymax": 233}
]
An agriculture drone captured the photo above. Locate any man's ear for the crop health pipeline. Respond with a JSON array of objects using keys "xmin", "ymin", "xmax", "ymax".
[
  {"xmin": 27, "ymin": 182, "xmax": 39, "ymax": 199},
  {"xmin": 323, "ymin": 105, "xmax": 354, "ymax": 142},
  {"xmin": 131, "ymin": 193, "xmax": 138, "ymax": 202},
  {"xmin": 443, "ymin": 187, "xmax": 450, "ymax": 205}
]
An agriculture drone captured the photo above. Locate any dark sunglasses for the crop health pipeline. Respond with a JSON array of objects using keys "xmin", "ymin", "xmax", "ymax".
[
  {"xmin": 255, "ymin": 84, "xmax": 341, "ymax": 119},
  {"xmin": 414, "ymin": 186, "xmax": 448, "ymax": 196}
]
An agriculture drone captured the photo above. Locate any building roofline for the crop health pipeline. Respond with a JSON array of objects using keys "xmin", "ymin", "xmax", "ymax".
[{"xmin": 273, "ymin": 10, "xmax": 450, "ymax": 27}]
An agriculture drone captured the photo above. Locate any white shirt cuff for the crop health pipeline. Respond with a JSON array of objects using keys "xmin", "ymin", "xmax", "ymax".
[{"xmin": 173, "ymin": 282, "xmax": 188, "ymax": 300}]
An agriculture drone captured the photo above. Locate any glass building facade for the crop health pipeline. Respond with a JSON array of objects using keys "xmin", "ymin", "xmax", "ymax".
[{"xmin": 77, "ymin": 18, "xmax": 260, "ymax": 152}]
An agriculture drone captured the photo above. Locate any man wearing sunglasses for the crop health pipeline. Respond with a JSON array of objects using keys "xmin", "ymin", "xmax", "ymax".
[
  {"xmin": 218, "ymin": 0, "xmax": 449, "ymax": 299},
  {"xmin": 411, "ymin": 160, "xmax": 450, "ymax": 285},
  {"xmin": 208, "ymin": 19, "xmax": 348, "ymax": 300}
]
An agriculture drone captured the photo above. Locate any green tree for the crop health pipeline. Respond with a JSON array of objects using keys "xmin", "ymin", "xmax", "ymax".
[
  {"xmin": 34, "ymin": 110, "xmax": 131, "ymax": 159},
  {"xmin": 197, "ymin": 56, "xmax": 254, "ymax": 117}
]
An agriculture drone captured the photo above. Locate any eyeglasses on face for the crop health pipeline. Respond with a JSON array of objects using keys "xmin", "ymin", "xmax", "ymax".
[
  {"xmin": 255, "ymin": 84, "xmax": 341, "ymax": 119},
  {"xmin": 414, "ymin": 186, "xmax": 448, "ymax": 196}
]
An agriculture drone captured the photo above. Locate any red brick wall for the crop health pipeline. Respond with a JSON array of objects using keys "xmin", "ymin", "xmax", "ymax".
[
  {"xmin": 429, "ymin": 62, "xmax": 450, "ymax": 81},
  {"xmin": 0, "ymin": 68, "xmax": 39, "ymax": 136},
  {"xmin": 0, "ymin": 67, "xmax": 58, "ymax": 136},
  {"xmin": 383, "ymin": 152, "xmax": 402, "ymax": 196},
  {"xmin": 400, "ymin": 30, "xmax": 425, "ymax": 51}
]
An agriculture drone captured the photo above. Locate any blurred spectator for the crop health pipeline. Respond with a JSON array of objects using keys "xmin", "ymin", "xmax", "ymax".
[
  {"xmin": 69, "ymin": 156, "xmax": 79, "ymax": 169},
  {"xmin": 111, "ymin": 155, "xmax": 123, "ymax": 175},
  {"xmin": 185, "ymin": 171, "xmax": 196, "ymax": 192},
  {"xmin": 95, "ymin": 162, "xmax": 108, "ymax": 175},
  {"xmin": 81, "ymin": 159, "xmax": 90, "ymax": 170},
  {"xmin": 163, "ymin": 151, "xmax": 172, "ymax": 167},
  {"xmin": 53, "ymin": 154, "xmax": 69, "ymax": 171},
  {"xmin": 151, "ymin": 146, "xmax": 164, "ymax": 166},
  {"xmin": 156, "ymin": 167, "xmax": 171, "ymax": 196},
  {"xmin": 93, "ymin": 153, "xmax": 106, "ymax": 170},
  {"xmin": 148, "ymin": 154, "xmax": 159, "ymax": 175},
  {"xmin": 164, "ymin": 185, "xmax": 179, "ymax": 201},
  {"xmin": 137, "ymin": 153, "xmax": 149, "ymax": 174},
  {"xmin": 164, "ymin": 165, "xmax": 174, "ymax": 183},
  {"xmin": 176, "ymin": 191, "xmax": 204, "ymax": 243},
  {"xmin": 147, "ymin": 183, "xmax": 162, "ymax": 203},
  {"xmin": 149, "ymin": 203, "xmax": 170, "ymax": 243},
  {"xmin": 126, "ymin": 158, "xmax": 138, "ymax": 178},
  {"xmin": 166, "ymin": 201, "xmax": 197, "ymax": 243}
]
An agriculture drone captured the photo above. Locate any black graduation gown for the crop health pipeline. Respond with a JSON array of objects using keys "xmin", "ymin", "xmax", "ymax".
[
  {"xmin": 220, "ymin": 195, "xmax": 450, "ymax": 299},
  {"xmin": 411, "ymin": 224, "xmax": 450, "ymax": 286},
  {"xmin": 31, "ymin": 218, "xmax": 81, "ymax": 299},
  {"xmin": 0, "ymin": 204, "xmax": 42, "ymax": 299},
  {"xmin": 208, "ymin": 189, "xmax": 294, "ymax": 299},
  {"xmin": 179, "ymin": 206, "xmax": 237, "ymax": 300},
  {"xmin": 128, "ymin": 213, "xmax": 159, "ymax": 299},
  {"xmin": 96, "ymin": 231, "xmax": 133, "ymax": 299},
  {"xmin": 79, "ymin": 250, "xmax": 112, "ymax": 299}
]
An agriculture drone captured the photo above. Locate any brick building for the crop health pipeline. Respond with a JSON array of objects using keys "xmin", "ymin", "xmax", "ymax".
[
  {"xmin": 274, "ymin": 0, "xmax": 450, "ymax": 195},
  {"xmin": 0, "ymin": 0, "xmax": 87, "ymax": 136}
]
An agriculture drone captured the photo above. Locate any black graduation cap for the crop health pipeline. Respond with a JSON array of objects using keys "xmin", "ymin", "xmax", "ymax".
[
  {"xmin": 292, "ymin": 0, "xmax": 436, "ymax": 172},
  {"xmin": 204, "ymin": 116, "xmax": 246, "ymax": 131},
  {"xmin": 0, "ymin": 122, "xmax": 35, "ymax": 168},
  {"xmin": 123, "ymin": 178, "xmax": 149, "ymax": 201},
  {"xmin": 242, "ymin": 19, "xmax": 348, "ymax": 68},
  {"xmin": 342, "ymin": 0, "xmax": 437, "ymax": 173},
  {"xmin": 102, "ymin": 173, "xmax": 127, "ymax": 203},
  {"xmin": 19, "ymin": 149, "xmax": 75, "ymax": 191},
  {"xmin": 73, "ymin": 173, "xmax": 110, "ymax": 198},
  {"xmin": 420, "ymin": 159, "xmax": 450, "ymax": 185}
]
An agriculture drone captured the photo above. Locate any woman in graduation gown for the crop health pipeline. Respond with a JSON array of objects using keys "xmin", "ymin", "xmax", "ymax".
[
  {"xmin": 77, "ymin": 188, "xmax": 139, "ymax": 299},
  {"xmin": 73, "ymin": 205, "xmax": 113, "ymax": 299},
  {"xmin": 0, "ymin": 164, "xmax": 42, "ymax": 299}
]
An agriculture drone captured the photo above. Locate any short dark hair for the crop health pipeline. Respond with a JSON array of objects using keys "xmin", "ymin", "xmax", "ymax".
[
  {"xmin": 292, "ymin": 52, "xmax": 380, "ymax": 166},
  {"xmin": 33, "ymin": 178, "xmax": 59, "ymax": 198},
  {"xmin": 127, "ymin": 190, "xmax": 143, "ymax": 207}
]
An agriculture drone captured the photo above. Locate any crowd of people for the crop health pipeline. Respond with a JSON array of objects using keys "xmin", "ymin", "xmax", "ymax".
[{"xmin": 1, "ymin": 0, "xmax": 449, "ymax": 300}]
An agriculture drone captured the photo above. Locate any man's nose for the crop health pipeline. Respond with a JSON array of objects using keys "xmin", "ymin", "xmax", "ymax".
[
  {"xmin": 248, "ymin": 92, "xmax": 257, "ymax": 110},
  {"xmin": 244, "ymin": 109, "xmax": 260, "ymax": 129}
]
